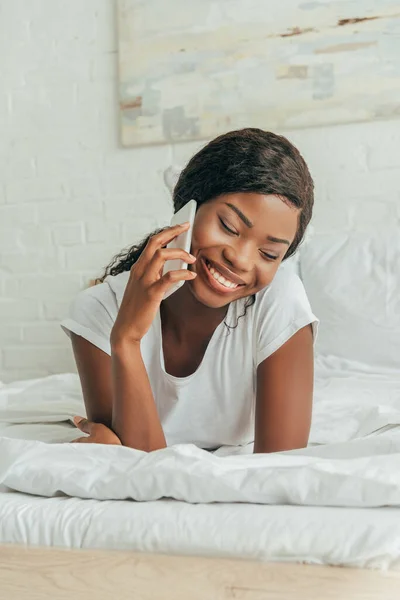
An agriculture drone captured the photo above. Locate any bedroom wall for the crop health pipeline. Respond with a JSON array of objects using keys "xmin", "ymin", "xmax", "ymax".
[{"xmin": 1, "ymin": 0, "xmax": 399, "ymax": 383}]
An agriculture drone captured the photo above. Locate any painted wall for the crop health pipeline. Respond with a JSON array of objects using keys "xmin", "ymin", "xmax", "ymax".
[{"xmin": 1, "ymin": 0, "xmax": 399, "ymax": 382}]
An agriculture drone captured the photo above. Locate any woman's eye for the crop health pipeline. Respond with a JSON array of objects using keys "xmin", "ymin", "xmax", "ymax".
[
  {"xmin": 261, "ymin": 251, "xmax": 278, "ymax": 261},
  {"xmin": 219, "ymin": 218, "xmax": 238, "ymax": 235}
]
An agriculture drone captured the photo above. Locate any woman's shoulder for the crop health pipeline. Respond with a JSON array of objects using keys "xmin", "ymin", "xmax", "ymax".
[
  {"xmin": 251, "ymin": 264, "xmax": 318, "ymax": 365},
  {"xmin": 255, "ymin": 264, "xmax": 309, "ymax": 309},
  {"xmin": 102, "ymin": 270, "xmax": 131, "ymax": 308},
  {"xmin": 229, "ymin": 264, "xmax": 308, "ymax": 328},
  {"xmin": 251, "ymin": 263, "xmax": 316, "ymax": 332},
  {"xmin": 60, "ymin": 271, "xmax": 130, "ymax": 355},
  {"xmin": 67, "ymin": 270, "xmax": 130, "ymax": 320}
]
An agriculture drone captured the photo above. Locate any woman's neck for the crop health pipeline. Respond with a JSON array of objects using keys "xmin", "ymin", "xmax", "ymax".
[{"xmin": 160, "ymin": 283, "xmax": 228, "ymax": 343}]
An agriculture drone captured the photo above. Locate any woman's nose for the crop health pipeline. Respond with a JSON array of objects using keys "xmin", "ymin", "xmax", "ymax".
[{"xmin": 222, "ymin": 242, "xmax": 253, "ymax": 272}]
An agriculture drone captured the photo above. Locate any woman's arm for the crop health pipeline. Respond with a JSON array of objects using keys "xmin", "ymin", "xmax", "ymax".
[
  {"xmin": 70, "ymin": 223, "xmax": 196, "ymax": 451},
  {"xmin": 254, "ymin": 324, "xmax": 314, "ymax": 453},
  {"xmin": 71, "ymin": 333, "xmax": 114, "ymax": 428},
  {"xmin": 71, "ymin": 333, "xmax": 166, "ymax": 451},
  {"xmin": 111, "ymin": 338, "xmax": 166, "ymax": 451}
]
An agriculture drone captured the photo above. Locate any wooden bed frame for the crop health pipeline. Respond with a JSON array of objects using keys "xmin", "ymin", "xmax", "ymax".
[{"xmin": 1, "ymin": 545, "xmax": 399, "ymax": 600}]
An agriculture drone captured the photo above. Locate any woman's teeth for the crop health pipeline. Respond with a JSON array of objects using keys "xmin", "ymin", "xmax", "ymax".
[{"xmin": 206, "ymin": 261, "xmax": 239, "ymax": 289}]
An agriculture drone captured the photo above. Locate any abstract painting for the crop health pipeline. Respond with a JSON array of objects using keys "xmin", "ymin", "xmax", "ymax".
[{"xmin": 117, "ymin": 0, "xmax": 400, "ymax": 146}]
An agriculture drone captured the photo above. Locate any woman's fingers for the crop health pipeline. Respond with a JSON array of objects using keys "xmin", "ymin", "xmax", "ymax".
[
  {"xmin": 71, "ymin": 436, "xmax": 90, "ymax": 443},
  {"xmin": 73, "ymin": 416, "xmax": 91, "ymax": 434},
  {"xmin": 139, "ymin": 223, "xmax": 191, "ymax": 265},
  {"xmin": 151, "ymin": 222, "xmax": 190, "ymax": 248},
  {"xmin": 112, "ymin": 221, "xmax": 195, "ymax": 343},
  {"xmin": 146, "ymin": 247, "xmax": 196, "ymax": 281},
  {"xmin": 156, "ymin": 268, "xmax": 197, "ymax": 293}
]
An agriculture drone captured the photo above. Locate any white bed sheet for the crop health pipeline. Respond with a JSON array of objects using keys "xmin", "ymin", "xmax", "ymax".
[
  {"xmin": 1, "ymin": 366, "xmax": 400, "ymax": 570},
  {"xmin": 2, "ymin": 490, "xmax": 400, "ymax": 570}
]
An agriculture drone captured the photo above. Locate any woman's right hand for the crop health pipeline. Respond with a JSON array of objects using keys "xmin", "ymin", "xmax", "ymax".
[{"xmin": 110, "ymin": 223, "xmax": 197, "ymax": 346}]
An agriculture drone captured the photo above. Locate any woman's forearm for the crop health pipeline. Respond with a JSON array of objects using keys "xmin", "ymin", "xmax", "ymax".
[{"xmin": 110, "ymin": 339, "xmax": 166, "ymax": 451}]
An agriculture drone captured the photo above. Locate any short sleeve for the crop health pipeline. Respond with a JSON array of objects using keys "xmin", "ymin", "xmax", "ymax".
[
  {"xmin": 60, "ymin": 282, "xmax": 118, "ymax": 356},
  {"xmin": 254, "ymin": 267, "xmax": 319, "ymax": 366}
]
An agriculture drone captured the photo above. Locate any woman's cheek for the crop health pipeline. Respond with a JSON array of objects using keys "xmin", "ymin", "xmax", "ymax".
[{"xmin": 191, "ymin": 222, "xmax": 224, "ymax": 250}]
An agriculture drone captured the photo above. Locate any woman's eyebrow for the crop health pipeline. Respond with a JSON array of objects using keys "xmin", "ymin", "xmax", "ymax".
[
  {"xmin": 225, "ymin": 203, "xmax": 253, "ymax": 227},
  {"xmin": 225, "ymin": 203, "xmax": 290, "ymax": 246},
  {"xmin": 267, "ymin": 235, "xmax": 290, "ymax": 246}
]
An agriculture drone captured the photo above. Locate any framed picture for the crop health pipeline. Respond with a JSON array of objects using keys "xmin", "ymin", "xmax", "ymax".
[{"xmin": 117, "ymin": 0, "xmax": 400, "ymax": 146}]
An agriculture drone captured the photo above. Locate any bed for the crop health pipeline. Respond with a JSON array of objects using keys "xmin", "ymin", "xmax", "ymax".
[{"xmin": 1, "ymin": 229, "xmax": 399, "ymax": 599}]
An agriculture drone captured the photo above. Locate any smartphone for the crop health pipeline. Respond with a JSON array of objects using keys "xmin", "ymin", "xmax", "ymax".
[{"xmin": 162, "ymin": 199, "xmax": 197, "ymax": 299}]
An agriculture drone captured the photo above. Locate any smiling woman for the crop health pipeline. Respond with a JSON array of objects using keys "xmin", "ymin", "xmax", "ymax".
[
  {"xmin": 61, "ymin": 128, "xmax": 318, "ymax": 454},
  {"xmin": 189, "ymin": 193, "xmax": 298, "ymax": 308}
]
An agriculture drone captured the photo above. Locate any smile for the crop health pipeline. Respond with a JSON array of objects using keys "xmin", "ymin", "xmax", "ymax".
[{"xmin": 202, "ymin": 259, "xmax": 244, "ymax": 293}]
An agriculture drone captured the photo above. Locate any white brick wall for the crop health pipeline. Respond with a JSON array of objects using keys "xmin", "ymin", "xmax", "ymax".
[{"xmin": 1, "ymin": 0, "xmax": 399, "ymax": 382}]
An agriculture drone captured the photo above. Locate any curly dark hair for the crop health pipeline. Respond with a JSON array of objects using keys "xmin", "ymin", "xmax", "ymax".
[{"xmin": 96, "ymin": 128, "xmax": 314, "ymax": 290}]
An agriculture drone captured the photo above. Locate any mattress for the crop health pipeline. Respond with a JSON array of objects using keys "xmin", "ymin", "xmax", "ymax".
[
  {"xmin": 1, "ymin": 365, "xmax": 400, "ymax": 570},
  {"xmin": 1, "ymin": 490, "xmax": 400, "ymax": 570}
]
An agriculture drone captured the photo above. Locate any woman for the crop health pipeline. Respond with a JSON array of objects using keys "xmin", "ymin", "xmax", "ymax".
[{"xmin": 61, "ymin": 128, "xmax": 318, "ymax": 453}]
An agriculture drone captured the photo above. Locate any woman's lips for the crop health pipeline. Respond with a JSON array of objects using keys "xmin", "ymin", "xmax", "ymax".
[{"xmin": 200, "ymin": 257, "xmax": 244, "ymax": 295}]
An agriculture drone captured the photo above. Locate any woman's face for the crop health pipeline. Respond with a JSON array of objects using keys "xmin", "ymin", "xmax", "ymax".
[{"xmin": 187, "ymin": 192, "xmax": 299, "ymax": 308}]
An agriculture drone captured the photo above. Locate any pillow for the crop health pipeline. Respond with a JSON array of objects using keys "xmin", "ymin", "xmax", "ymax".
[{"xmin": 299, "ymin": 231, "xmax": 400, "ymax": 371}]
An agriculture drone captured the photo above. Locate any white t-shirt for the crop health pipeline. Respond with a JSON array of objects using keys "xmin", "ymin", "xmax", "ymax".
[{"xmin": 61, "ymin": 266, "xmax": 318, "ymax": 449}]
